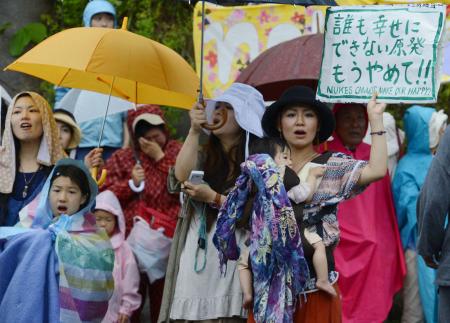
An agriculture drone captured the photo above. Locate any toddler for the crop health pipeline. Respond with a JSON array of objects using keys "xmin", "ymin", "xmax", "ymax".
[
  {"xmin": 95, "ymin": 190, "xmax": 141, "ymax": 323},
  {"xmin": 239, "ymin": 138, "xmax": 334, "ymax": 309}
]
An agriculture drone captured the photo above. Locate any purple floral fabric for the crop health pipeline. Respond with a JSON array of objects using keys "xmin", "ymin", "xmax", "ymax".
[{"xmin": 213, "ymin": 154, "xmax": 309, "ymax": 323}]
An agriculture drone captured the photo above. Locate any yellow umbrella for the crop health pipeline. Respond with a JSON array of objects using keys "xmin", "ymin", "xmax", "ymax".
[
  {"xmin": 336, "ymin": 0, "xmax": 450, "ymax": 4},
  {"xmin": 5, "ymin": 19, "xmax": 199, "ymax": 109},
  {"xmin": 5, "ymin": 18, "xmax": 201, "ymax": 185}
]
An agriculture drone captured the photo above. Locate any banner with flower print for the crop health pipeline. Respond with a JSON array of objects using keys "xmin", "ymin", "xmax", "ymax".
[{"xmin": 193, "ymin": 2, "xmax": 328, "ymax": 98}]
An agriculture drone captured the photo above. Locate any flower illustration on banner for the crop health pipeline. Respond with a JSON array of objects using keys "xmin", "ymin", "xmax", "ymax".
[
  {"xmin": 208, "ymin": 72, "xmax": 217, "ymax": 82},
  {"xmin": 205, "ymin": 50, "xmax": 218, "ymax": 68},
  {"xmin": 265, "ymin": 28, "xmax": 272, "ymax": 37},
  {"xmin": 258, "ymin": 10, "xmax": 270, "ymax": 24},
  {"xmin": 227, "ymin": 9, "xmax": 245, "ymax": 25},
  {"xmin": 291, "ymin": 12, "xmax": 305, "ymax": 24}
]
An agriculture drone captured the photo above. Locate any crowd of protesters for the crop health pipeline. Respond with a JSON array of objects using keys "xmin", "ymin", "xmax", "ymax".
[{"xmin": 1, "ymin": 1, "xmax": 450, "ymax": 323}]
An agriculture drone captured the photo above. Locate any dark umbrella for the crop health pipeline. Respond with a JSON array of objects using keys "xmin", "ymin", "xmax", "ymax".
[
  {"xmin": 186, "ymin": 0, "xmax": 335, "ymax": 129},
  {"xmin": 236, "ymin": 33, "xmax": 324, "ymax": 100}
]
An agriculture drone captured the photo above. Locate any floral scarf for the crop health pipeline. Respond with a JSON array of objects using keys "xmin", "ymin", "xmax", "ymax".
[{"xmin": 213, "ymin": 154, "xmax": 309, "ymax": 323}]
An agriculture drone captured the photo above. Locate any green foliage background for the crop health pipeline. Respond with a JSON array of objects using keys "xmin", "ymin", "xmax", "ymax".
[
  {"xmin": 39, "ymin": 0, "xmax": 195, "ymax": 137},
  {"xmin": 36, "ymin": 0, "xmax": 450, "ymax": 136}
]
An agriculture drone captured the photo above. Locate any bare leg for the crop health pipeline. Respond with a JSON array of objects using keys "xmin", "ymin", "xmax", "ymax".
[
  {"xmin": 239, "ymin": 268, "xmax": 253, "ymax": 309},
  {"xmin": 312, "ymin": 241, "xmax": 337, "ymax": 297}
]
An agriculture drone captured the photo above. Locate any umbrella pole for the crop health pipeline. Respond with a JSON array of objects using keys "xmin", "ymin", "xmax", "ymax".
[
  {"xmin": 198, "ymin": 0, "xmax": 206, "ymax": 103},
  {"xmin": 196, "ymin": 1, "xmax": 227, "ymax": 131},
  {"xmin": 90, "ymin": 77, "xmax": 115, "ymax": 187},
  {"xmin": 97, "ymin": 77, "xmax": 115, "ymax": 148}
]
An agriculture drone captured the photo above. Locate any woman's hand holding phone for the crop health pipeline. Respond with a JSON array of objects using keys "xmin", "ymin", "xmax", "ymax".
[{"xmin": 182, "ymin": 181, "xmax": 216, "ymax": 203}]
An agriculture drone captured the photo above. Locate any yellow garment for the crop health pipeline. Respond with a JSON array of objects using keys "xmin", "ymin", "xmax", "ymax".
[{"xmin": 0, "ymin": 92, "xmax": 64, "ymax": 194}]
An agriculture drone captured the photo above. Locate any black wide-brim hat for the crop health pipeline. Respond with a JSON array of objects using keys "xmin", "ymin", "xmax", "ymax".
[{"xmin": 262, "ymin": 85, "xmax": 335, "ymax": 143}]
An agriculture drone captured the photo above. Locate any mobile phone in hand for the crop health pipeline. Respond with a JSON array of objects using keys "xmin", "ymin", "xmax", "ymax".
[{"xmin": 189, "ymin": 170, "xmax": 204, "ymax": 185}]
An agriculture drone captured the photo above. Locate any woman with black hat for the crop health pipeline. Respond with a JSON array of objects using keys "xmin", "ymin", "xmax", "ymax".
[{"xmin": 260, "ymin": 86, "xmax": 388, "ymax": 322}]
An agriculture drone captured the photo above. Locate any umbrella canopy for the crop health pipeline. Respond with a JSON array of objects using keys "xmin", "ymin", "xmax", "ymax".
[
  {"xmin": 5, "ymin": 24, "xmax": 200, "ymax": 109},
  {"xmin": 236, "ymin": 33, "xmax": 324, "ymax": 100},
  {"xmin": 186, "ymin": 0, "xmax": 336, "ymax": 4},
  {"xmin": 59, "ymin": 88, "xmax": 134, "ymax": 123}
]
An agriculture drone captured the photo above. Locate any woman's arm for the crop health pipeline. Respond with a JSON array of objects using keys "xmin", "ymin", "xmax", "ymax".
[
  {"xmin": 174, "ymin": 103, "xmax": 208, "ymax": 182},
  {"xmin": 358, "ymin": 93, "xmax": 388, "ymax": 186}
]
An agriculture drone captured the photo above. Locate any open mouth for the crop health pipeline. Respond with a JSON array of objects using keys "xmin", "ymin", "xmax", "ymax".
[
  {"xmin": 20, "ymin": 123, "xmax": 32, "ymax": 130},
  {"xmin": 294, "ymin": 130, "xmax": 307, "ymax": 136},
  {"xmin": 57, "ymin": 206, "xmax": 68, "ymax": 213},
  {"xmin": 212, "ymin": 116, "xmax": 222, "ymax": 124}
]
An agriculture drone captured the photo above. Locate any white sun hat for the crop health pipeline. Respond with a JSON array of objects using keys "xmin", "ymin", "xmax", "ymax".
[{"xmin": 205, "ymin": 83, "xmax": 266, "ymax": 138}]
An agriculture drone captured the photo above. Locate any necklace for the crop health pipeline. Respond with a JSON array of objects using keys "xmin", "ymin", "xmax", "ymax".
[
  {"xmin": 293, "ymin": 151, "xmax": 320, "ymax": 174},
  {"xmin": 22, "ymin": 165, "xmax": 42, "ymax": 199}
]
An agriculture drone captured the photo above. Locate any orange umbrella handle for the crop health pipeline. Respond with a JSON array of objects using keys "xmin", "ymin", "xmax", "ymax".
[{"xmin": 91, "ymin": 167, "xmax": 107, "ymax": 187}]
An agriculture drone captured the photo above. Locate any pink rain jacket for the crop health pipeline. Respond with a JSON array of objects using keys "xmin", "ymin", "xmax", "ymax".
[{"xmin": 96, "ymin": 190, "xmax": 142, "ymax": 322}]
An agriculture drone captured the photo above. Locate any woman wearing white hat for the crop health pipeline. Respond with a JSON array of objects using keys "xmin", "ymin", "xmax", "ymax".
[{"xmin": 159, "ymin": 83, "xmax": 266, "ymax": 323}]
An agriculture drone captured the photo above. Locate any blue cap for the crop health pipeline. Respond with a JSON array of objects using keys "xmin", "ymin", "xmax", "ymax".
[{"xmin": 82, "ymin": 0, "xmax": 117, "ymax": 27}]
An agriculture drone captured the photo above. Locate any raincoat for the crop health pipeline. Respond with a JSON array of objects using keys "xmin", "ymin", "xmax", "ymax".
[
  {"xmin": 393, "ymin": 106, "xmax": 438, "ymax": 323},
  {"xmin": 327, "ymin": 105, "xmax": 405, "ymax": 323},
  {"xmin": 95, "ymin": 190, "xmax": 141, "ymax": 322},
  {"xmin": 102, "ymin": 105, "xmax": 181, "ymax": 237},
  {"xmin": 9, "ymin": 158, "xmax": 115, "ymax": 322},
  {"xmin": 0, "ymin": 229, "xmax": 59, "ymax": 322},
  {"xmin": 0, "ymin": 91, "xmax": 64, "ymax": 226}
]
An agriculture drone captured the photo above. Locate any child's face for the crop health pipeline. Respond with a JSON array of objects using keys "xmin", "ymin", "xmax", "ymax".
[
  {"xmin": 56, "ymin": 121, "xmax": 72, "ymax": 150},
  {"xmin": 49, "ymin": 176, "xmax": 87, "ymax": 216},
  {"xmin": 91, "ymin": 13, "xmax": 114, "ymax": 28},
  {"xmin": 274, "ymin": 146, "xmax": 292, "ymax": 168},
  {"xmin": 94, "ymin": 210, "xmax": 116, "ymax": 237}
]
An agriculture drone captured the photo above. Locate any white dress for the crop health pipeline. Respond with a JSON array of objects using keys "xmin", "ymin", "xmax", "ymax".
[{"xmin": 170, "ymin": 210, "xmax": 247, "ymax": 320}]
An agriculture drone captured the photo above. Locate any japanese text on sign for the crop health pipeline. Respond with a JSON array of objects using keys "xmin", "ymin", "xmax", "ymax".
[{"xmin": 317, "ymin": 5, "xmax": 446, "ymax": 104}]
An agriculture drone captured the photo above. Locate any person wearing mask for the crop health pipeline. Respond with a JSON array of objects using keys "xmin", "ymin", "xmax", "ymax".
[
  {"xmin": 0, "ymin": 92, "xmax": 64, "ymax": 226},
  {"xmin": 393, "ymin": 106, "xmax": 448, "ymax": 323}
]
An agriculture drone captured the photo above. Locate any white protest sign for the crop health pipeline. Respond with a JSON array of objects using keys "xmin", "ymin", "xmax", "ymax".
[{"xmin": 317, "ymin": 5, "xmax": 446, "ymax": 104}]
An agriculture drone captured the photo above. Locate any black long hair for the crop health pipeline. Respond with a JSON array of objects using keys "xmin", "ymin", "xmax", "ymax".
[
  {"xmin": 249, "ymin": 137, "xmax": 289, "ymax": 159},
  {"xmin": 203, "ymin": 130, "xmax": 254, "ymax": 194}
]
